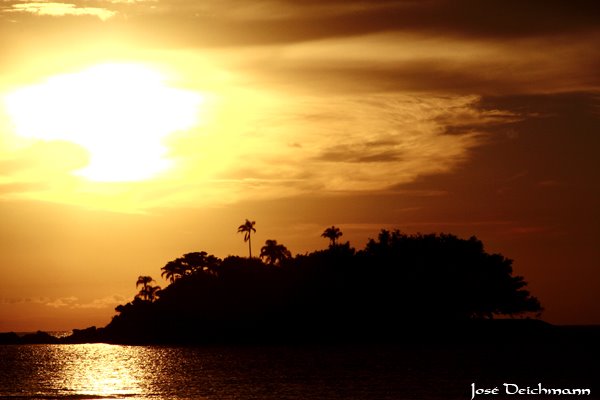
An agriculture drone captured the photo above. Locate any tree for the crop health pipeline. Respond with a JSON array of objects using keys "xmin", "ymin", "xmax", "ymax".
[
  {"xmin": 363, "ymin": 230, "xmax": 543, "ymax": 319},
  {"xmin": 180, "ymin": 251, "xmax": 221, "ymax": 275},
  {"xmin": 260, "ymin": 239, "xmax": 292, "ymax": 266},
  {"xmin": 161, "ymin": 252, "xmax": 221, "ymax": 282},
  {"xmin": 161, "ymin": 260, "xmax": 184, "ymax": 283},
  {"xmin": 237, "ymin": 219, "xmax": 256, "ymax": 258},
  {"xmin": 321, "ymin": 226, "xmax": 343, "ymax": 247},
  {"xmin": 106, "ymin": 228, "xmax": 544, "ymax": 344},
  {"xmin": 136, "ymin": 285, "xmax": 161, "ymax": 302},
  {"xmin": 135, "ymin": 275, "xmax": 161, "ymax": 302},
  {"xmin": 136, "ymin": 275, "xmax": 153, "ymax": 289}
]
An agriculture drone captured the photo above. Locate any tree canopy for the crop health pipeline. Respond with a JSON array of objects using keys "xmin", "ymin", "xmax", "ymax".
[
  {"xmin": 260, "ymin": 239, "xmax": 291, "ymax": 265},
  {"xmin": 106, "ymin": 228, "xmax": 542, "ymax": 343}
]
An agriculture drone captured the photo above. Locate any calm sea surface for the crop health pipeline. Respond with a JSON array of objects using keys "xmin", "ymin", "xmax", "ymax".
[{"xmin": 0, "ymin": 342, "xmax": 597, "ymax": 400}]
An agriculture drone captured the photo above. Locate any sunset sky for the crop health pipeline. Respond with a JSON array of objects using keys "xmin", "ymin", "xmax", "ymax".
[{"xmin": 0, "ymin": 0, "xmax": 598, "ymax": 331}]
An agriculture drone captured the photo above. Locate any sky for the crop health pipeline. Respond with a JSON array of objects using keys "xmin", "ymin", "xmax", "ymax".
[{"xmin": 0, "ymin": 0, "xmax": 598, "ymax": 331}]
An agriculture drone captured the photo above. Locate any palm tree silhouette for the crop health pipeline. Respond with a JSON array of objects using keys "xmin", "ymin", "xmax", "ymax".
[
  {"xmin": 136, "ymin": 285, "xmax": 161, "ymax": 302},
  {"xmin": 322, "ymin": 226, "xmax": 343, "ymax": 247},
  {"xmin": 136, "ymin": 275, "xmax": 153, "ymax": 289},
  {"xmin": 161, "ymin": 261, "xmax": 183, "ymax": 283},
  {"xmin": 135, "ymin": 275, "xmax": 161, "ymax": 302},
  {"xmin": 237, "ymin": 219, "xmax": 256, "ymax": 258},
  {"xmin": 260, "ymin": 239, "xmax": 292, "ymax": 265}
]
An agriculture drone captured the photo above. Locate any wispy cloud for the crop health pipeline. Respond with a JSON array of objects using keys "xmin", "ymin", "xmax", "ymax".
[
  {"xmin": 45, "ymin": 296, "xmax": 79, "ymax": 308},
  {"xmin": 5, "ymin": 2, "xmax": 116, "ymax": 21},
  {"xmin": 0, "ymin": 89, "xmax": 517, "ymax": 211},
  {"xmin": 45, "ymin": 295, "xmax": 128, "ymax": 309},
  {"xmin": 106, "ymin": 0, "xmax": 156, "ymax": 3},
  {"xmin": 188, "ymin": 93, "xmax": 513, "ymax": 196},
  {"xmin": 1, "ymin": 295, "xmax": 128, "ymax": 309},
  {"xmin": 0, "ymin": 297, "xmax": 49, "ymax": 305}
]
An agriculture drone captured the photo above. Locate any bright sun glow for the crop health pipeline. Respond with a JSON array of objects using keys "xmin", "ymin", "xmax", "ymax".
[{"xmin": 3, "ymin": 63, "xmax": 203, "ymax": 182}]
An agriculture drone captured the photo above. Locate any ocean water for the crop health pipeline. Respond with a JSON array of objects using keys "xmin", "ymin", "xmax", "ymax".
[{"xmin": 0, "ymin": 342, "xmax": 597, "ymax": 400}]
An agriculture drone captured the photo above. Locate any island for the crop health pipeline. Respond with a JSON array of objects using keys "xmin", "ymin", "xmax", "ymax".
[{"xmin": 2, "ymin": 226, "xmax": 569, "ymax": 346}]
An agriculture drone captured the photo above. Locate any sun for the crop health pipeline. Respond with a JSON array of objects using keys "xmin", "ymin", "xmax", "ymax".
[{"xmin": 3, "ymin": 63, "xmax": 203, "ymax": 182}]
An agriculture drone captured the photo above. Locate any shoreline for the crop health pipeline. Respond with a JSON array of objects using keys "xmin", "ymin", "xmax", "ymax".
[{"xmin": 2, "ymin": 320, "xmax": 599, "ymax": 346}]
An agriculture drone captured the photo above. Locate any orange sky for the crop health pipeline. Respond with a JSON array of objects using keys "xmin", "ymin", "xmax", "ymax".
[{"xmin": 0, "ymin": 0, "xmax": 599, "ymax": 331}]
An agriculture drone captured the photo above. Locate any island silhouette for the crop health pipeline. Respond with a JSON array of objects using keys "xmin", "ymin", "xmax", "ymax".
[{"xmin": 2, "ymin": 223, "xmax": 561, "ymax": 345}]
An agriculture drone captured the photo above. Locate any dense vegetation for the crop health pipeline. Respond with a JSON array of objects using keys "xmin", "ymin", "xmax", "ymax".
[{"xmin": 99, "ymin": 226, "xmax": 542, "ymax": 344}]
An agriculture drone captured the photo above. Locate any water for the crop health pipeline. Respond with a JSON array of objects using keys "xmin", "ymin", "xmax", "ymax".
[{"xmin": 0, "ymin": 343, "xmax": 597, "ymax": 399}]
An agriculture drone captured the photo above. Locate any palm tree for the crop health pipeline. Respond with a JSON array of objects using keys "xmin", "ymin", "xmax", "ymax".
[
  {"xmin": 322, "ymin": 226, "xmax": 343, "ymax": 247},
  {"xmin": 136, "ymin": 275, "xmax": 153, "ymax": 290},
  {"xmin": 135, "ymin": 275, "xmax": 161, "ymax": 302},
  {"xmin": 161, "ymin": 260, "xmax": 184, "ymax": 283},
  {"xmin": 136, "ymin": 284, "xmax": 161, "ymax": 302},
  {"xmin": 260, "ymin": 239, "xmax": 291, "ymax": 266},
  {"xmin": 237, "ymin": 219, "xmax": 256, "ymax": 258}
]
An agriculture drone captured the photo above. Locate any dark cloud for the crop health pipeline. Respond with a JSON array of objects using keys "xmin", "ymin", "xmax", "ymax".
[
  {"xmin": 246, "ymin": 62, "xmax": 536, "ymax": 96},
  {"xmin": 2, "ymin": 0, "xmax": 599, "ymax": 48},
  {"xmin": 2, "ymin": 1, "xmax": 598, "ymax": 101},
  {"xmin": 316, "ymin": 139, "xmax": 409, "ymax": 163},
  {"xmin": 234, "ymin": 48, "xmax": 599, "ymax": 97},
  {"xmin": 132, "ymin": 0, "xmax": 600, "ymax": 47},
  {"xmin": 317, "ymin": 147, "xmax": 403, "ymax": 163},
  {"xmin": 399, "ymin": 91, "xmax": 600, "ymax": 223},
  {"xmin": 475, "ymin": 91, "xmax": 600, "ymax": 116}
]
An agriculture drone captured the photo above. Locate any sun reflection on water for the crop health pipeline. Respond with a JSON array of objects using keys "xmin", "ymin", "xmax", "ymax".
[
  {"xmin": 61, "ymin": 345, "xmax": 137, "ymax": 396},
  {"xmin": 37, "ymin": 344, "xmax": 151, "ymax": 398},
  {"xmin": 0, "ymin": 343, "xmax": 467, "ymax": 399}
]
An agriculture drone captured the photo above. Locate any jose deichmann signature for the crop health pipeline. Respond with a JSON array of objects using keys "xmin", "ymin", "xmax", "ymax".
[{"xmin": 471, "ymin": 383, "xmax": 591, "ymax": 399}]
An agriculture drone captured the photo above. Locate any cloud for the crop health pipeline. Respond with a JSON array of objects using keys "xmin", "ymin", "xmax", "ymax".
[
  {"xmin": 316, "ymin": 146, "xmax": 402, "ymax": 163},
  {"xmin": 127, "ymin": 0, "xmax": 600, "ymax": 48},
  {"xmin": 44, "ymin": 295, "xmax": 127, "ymax": 309},
  {"xmin": 72, "ymin": 295, "xmax": 129, "ymax": 309},
  {"xmin": 169, "ymin": 93, "xmax": 515, "ymax": 200},
  {"xmin": 236, "ymin": 31, "xmax": 600, "ymax": 96},
  {"xmin": 5, "ymin": 2, "xmax": 116, "ymax": 21},
  {"xmin": 0, "ymin": 2, "xmax": 596, "ymax": 213},
  {"xmin": 106, "ymin": 0, "xmax": 157, "ymax": 3},
  {"xmin": 45, "ymin": 296, "xmax": 79, "ymax": 308},
  {"xmin": 0, "ymin": 297, "xmax": 50, "ymax": 305},
  {"xmin": 1, "ymin": 294, "xmax": 128, "ymax": 309},
  {"xmin": 0, "ymin": 83, "xmax": 518, "ymax": 211}
]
